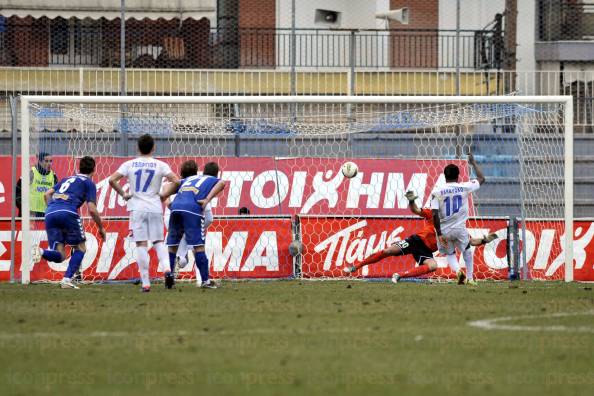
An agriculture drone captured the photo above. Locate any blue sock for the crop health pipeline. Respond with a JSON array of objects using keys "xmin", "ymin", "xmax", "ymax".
[
  {"xmin": 42, "ymin": 249, "xmax": 63, "ymax": 263},
  {"xmin": 169, "ymin": 252, "xmax": 177, "ymax": 273},
  {"xmin": 64, "ymin": 250, "xmax": 85, "ymax": 279},
  {"xmin": 194, "ymin": 251, "xmax": 209, "ymax": 283}
]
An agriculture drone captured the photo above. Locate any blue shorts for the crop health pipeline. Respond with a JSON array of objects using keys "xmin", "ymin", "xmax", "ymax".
[
  {"xmin": 45, "ymin": 211, "xmax": 86, "ymax": 248},
  {"xmin": 166, "ymin": 210, "xmax": 205, "ymax": 247}
]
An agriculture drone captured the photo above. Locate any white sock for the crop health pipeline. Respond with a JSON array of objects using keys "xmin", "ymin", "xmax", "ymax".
[
  {"xmin": 153, "ymin": 242, "xmax": 170, "ymax": 274},
  {"xmin": 177, "ymin": 237, "xmax": 190, "ymax": 267},
  {"xmin": 463, "ymin": 248, "xmax": 474, "ymax": 280},
  {"xmin": 178, "ymin": 237, "xmax": 188, "ymax": 257},
  {"xmin": 177, "ymin": 254, "xmax": 188, "ymax": 268},
  {"xmin": 447, "ymin": 254, "xmax": 459, "ymax": 273},
  {"xmin": 136, "ymin": 246, "xmax": 150, "ymax": 288}
]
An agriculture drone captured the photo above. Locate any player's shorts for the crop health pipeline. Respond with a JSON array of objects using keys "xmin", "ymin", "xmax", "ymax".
[
  {"xmin": 166, "ymin": 210, "xmax": 205, "ymax": 247},
  {"xmin": 45, "ymin": 211, "xmax": 86, "ymax": 248},
  {"xmin": 129, "ymin": 211, "xmax": 164, "ymax": 242},
  {"xmin": 393, "ymin": 235, "xmax": 435, "ymax": 265},
  {"xmin": 437, "ymin": 226, "xmax": 471, "ymax": 255}
]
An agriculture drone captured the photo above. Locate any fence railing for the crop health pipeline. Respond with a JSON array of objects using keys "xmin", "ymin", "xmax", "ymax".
[
  {"xmin": 538, "ymin": 0, "xmax": 594, "ymax": 41},
  {"xmin": 0, "ymin": 69, "xmax": 592, "ymax": 133},
  {"xmin": 0, "ymin": 24, "xmax": 503, "ymax": 70}
]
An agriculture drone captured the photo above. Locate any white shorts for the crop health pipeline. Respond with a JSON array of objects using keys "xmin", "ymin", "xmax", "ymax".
[
  {"xmin": 437, "ymin": 227, "xmax": 470, "ymax": 255},
  {"xmin": 129, "ymin": 211, "xmax": 164, "ymax": 242}
]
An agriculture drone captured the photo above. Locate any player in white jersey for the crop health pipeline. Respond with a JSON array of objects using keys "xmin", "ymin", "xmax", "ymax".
[
  {"xmin": 108, "ymin": 134, "xmax": 180, "ymax": 291},
  {"xmin": 431, "ymin": 154, "xmax": 485, "ymax": 285}
]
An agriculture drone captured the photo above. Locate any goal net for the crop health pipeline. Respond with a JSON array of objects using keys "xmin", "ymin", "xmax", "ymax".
[{"xmin": 19, "ymin": 96, "xmax": 574, "ymax": 284}]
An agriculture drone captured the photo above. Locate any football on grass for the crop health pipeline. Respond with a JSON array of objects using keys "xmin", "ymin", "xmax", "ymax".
[{"xmin": 341, "ymin": 161, "xmax": 358, "ymax": 178}]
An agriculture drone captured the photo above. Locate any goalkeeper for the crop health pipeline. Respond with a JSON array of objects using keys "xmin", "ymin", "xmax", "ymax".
[{"xmin": 343, "ymin": 190, "xmax": 497, "ymax": 283}]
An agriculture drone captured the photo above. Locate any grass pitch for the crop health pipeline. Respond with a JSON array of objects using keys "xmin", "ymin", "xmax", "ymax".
[{"xmin": 1, "ymin": 281, "xmax": 593, "ymax": 396}]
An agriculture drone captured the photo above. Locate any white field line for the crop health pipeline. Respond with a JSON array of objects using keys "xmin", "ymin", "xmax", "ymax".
[
  {"xmin": 0, "ymin": 326, "xmax": 392, "ymax": 339},
  {"xmin": 468, "ymin": 310, "xmax": 594, "ymax": 333}
]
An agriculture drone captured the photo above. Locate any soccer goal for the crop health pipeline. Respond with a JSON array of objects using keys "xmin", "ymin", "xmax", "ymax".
[{"xmin": 18, "ymin": 95, "xmax": 574, "ymax": 284}]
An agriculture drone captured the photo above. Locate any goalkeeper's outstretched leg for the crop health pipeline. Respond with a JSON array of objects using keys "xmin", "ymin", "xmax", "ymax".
[
  {"xmin": 343, "ymin": 235, "xmax": 436, "ymax": 276},
  {"xmin": 343, "ymin": 233, "xmax": 497, "ymax": 281}
]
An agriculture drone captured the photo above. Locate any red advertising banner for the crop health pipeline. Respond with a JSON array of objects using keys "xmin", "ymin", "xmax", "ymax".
[
  {"xmin": 0, "ymin": 156, "xmax": 467, "ymax": 217},
  {"xmin": 0, "ymin": 218, "xmax": 294, "ymax": 282},
  {"xmin": 1, "ymin": 216, "xmax": 593, "ymax": 282},
  {"xmin": 299, "ymin": 216, "xmax": 594, "ymax": 281}
]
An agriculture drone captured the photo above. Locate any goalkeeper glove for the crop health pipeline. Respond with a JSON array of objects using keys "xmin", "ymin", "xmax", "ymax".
[{"xmin": 405, "ymin": 190, "xmax": 418, "ymax": 203}]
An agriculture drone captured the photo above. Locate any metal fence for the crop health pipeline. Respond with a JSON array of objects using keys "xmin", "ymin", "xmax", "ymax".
[
  {"xmin": 0, "ymin": 20, "xmax": 503, "ymax": 70},
  {"xmin": 538, "ymin": 0, "xmax": 594, "ymax": 41},
  {"xmin": 1, "ymin": 69, "xmax": 591, "ymax": 133}
]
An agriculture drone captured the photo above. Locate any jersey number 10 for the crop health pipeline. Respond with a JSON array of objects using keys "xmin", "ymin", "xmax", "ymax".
[{"xmin": 444, "ymin": 194, "xmax": 463, "ymax": 217}]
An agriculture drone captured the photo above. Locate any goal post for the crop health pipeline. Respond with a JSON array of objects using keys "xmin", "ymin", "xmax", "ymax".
[{"xmin": 19, "ymin": 95, "xmax": 574, "ymax": 284}]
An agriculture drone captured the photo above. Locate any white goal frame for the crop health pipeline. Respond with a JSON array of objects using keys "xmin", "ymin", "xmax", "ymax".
[{"xmin": 19, "ymin": 95, "xmax": 574, "ymax": 283}]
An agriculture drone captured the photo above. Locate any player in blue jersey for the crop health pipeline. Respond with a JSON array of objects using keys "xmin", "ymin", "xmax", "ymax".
[
  {"xmin": 32, "ymin": 156, "xmax": 106, "ymax": 289},
  {"xmin": 160, "ymin": 161, "xmax": 225, "ymax": 289}
]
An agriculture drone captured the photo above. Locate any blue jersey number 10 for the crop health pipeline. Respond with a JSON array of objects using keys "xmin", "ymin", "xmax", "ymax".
[
  {"xmin": 134, "ymin": 169, "xmax": 155, "ymax": 192},
  {"xmin": 444, "ymin": 194, "xmax": 463, "ymax": 217}
]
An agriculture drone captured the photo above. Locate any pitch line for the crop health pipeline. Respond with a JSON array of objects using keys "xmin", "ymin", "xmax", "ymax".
[
  {"xmin": 468, "ymin": 310, "xmax": 594, "ymax": 333},
  {"xmin": 0, "ymin": 326, "xmax": 393, "ymax": 339}
]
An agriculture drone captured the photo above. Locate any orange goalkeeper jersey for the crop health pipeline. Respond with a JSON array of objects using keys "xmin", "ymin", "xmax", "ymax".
[{"xmin": 416, "ymin": 208, "xmax": 438, "ymax": 252}]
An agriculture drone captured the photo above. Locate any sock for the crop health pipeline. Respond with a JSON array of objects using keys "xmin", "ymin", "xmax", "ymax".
[
  {"xmin": 177, "ymin": 238, "xmax": 190, "ymax": 267},
  {"xmin": 177, "ymin": 253, "xmax": 188, "ymax": 268},
  {"xmin": 194, "ymin": 251, "xmax": 209, "ymax": 283},
  {"xmin": 356, "ymin": 250, "xmax": 389, "ymax": 270},
  {"xmin": 447, "ymin": 254, "xmax": 460, "ymax": 273},
  {"xmin": 136, "ymin": 246, "xmax": 150, "ymax": 288},
  {"xmin": 169, "ymin": 252, "xmax": 177, "ymax": 273},
  {"xmin": 42, "ymin": 249, "xmax": 63, "ymax": 263},
  {"xmin": 153, "ymin": 242, "xmax": 170, "ymax": 274},
  {"xmin": 195, "ymin": 263, "xmax": 201, "ymax": 284},
  {"xmin": 400, "ymin": 264, "xmax": 434, "ymax": 279},
  {"xmin": 64, "ymin": 250, "xmax": 85, "ymax": 279},
  {"xmin": 463, "ymin": 248, "xmax": 474, "ymax": 280},
  {"xmin": 178, "ymin": 237, "xmax": 188, "ymax": 257}
]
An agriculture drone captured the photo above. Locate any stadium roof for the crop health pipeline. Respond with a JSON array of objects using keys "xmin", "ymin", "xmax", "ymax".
[{"xmin": 0, "ymin": 0, "xmax": 215, "ymax": 20}]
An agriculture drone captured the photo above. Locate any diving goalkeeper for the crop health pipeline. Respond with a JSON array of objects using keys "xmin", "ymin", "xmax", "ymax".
[{"xmin": 343, "ymin": 190, "xmax": 497, "ymax": 283}]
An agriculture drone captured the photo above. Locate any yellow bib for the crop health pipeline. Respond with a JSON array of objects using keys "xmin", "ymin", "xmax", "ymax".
[{"xmin": 30, "ymin": 167, "xmax": 55, "ymax": 213}]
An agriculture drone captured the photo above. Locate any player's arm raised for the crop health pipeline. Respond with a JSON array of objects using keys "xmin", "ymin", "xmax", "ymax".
[
  {"xmin": 405, "ymin": 190, "xmax": 422, "ymax": 216},
  {"xmin": 108, "ymin": 172, "xmax": 132, "ymax": 200},
  {"xmin": 468, "ymin": 153, "xmax": 486, "ymax": 185},
  {"xmin": 87, "ymin": 202, "xmax": 106, "ymax": 241},
  {"xmin": 197, "ymin": 180, "xmax": 226, "ymax": 208}
]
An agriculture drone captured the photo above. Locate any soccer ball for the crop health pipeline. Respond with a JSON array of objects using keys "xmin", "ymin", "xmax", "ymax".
[{"xmin": 341, "ymin": 161, "xmax": 358, "ymax": 178}]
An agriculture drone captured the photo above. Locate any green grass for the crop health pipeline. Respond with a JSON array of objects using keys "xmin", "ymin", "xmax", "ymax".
[{"xmin": 1, "ymin": 281, "xmax": 593, "ymax": 395}]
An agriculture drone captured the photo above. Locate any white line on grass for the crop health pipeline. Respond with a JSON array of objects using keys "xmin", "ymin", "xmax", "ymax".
[
  {"xmin": 0, "ymin": 327, "xmax": 393, "ymax": 339},
  {"xmin": 468, "ymin": 310, "xmax": 594, "ymax": 333}
]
